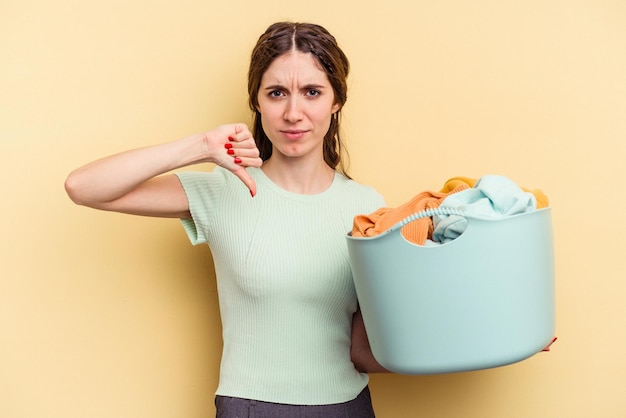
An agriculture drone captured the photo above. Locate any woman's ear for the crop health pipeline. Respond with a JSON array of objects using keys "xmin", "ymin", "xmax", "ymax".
[{"xmin": 332, "ymin": 102, "xmax": 340, "ymax": 114}]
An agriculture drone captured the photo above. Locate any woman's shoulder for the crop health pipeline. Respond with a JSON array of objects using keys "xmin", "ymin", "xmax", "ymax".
[
  {"xmin": 175, "ymin": 166, "xmax": 240, "ymax": 185},
  {"xmin": 174, "ymin": 166, "xmax": 237, "ymax": 199},
  {"xmin": 335, "ymin": 173, "xmax": 386, "ymax": 206},
  {"xmin": 336, "ymin": 173, "xmax": 380, "ymax": 193}
]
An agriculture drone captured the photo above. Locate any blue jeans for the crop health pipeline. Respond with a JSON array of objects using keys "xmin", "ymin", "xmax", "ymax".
[{"xmin": 215, "ymin": 386, "xmax": 375, "ymax": 418}]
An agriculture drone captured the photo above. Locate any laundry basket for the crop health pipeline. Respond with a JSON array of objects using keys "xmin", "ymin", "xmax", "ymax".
[{"xmin": 347, "ymin": 208, "xmax": 555, "ymax": 374}]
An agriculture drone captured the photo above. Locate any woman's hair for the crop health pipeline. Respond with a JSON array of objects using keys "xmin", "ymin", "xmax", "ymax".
[{"xmin": 248, "ymin": 22, "xmax": 351, "ymax": 177}]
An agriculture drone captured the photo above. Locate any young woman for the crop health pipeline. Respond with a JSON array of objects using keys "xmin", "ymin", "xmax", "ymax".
[{"xmin": 65, "ymin": 21, "xmax": 387, "ymax": 417}]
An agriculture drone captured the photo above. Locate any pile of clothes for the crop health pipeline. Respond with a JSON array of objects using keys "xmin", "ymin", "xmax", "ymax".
[{"xmin": 352, "ymin": 175, "xmax": 549, "ymax": 246}]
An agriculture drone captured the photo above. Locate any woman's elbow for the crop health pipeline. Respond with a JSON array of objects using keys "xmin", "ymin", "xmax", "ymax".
[
  {"xmin": 64, "ymin": 171, "xmax": 93, "ymax": 207},
  {"xmin": 64, "ymin": 172, "xmax": 80, "ymax": 204}
]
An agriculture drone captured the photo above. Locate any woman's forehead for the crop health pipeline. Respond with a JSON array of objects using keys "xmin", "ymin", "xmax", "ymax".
[{"xmin": 261, "ymin": 51, "xmax": 328, "ymax": 86}]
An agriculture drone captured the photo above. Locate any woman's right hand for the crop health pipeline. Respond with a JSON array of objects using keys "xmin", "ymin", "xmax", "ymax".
[{"xmin": 201, "ymin": 123, "xmax": 263, "ymax": 197}]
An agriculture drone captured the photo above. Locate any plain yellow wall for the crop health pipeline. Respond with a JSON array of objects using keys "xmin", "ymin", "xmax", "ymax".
[{"xmin": 2, "ymin": 0, "xmax": 625, "ymax": 417}]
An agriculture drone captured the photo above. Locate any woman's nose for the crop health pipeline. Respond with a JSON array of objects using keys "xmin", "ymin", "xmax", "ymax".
[{"xmin": 283, "ymin": 97, "xmax": 303, "ymax": 122}]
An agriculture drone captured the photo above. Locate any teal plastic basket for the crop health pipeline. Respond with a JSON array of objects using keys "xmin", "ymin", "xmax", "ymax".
[{"xmin": 347, "ymin": 208, "xmax": 555, "ymax": 374}]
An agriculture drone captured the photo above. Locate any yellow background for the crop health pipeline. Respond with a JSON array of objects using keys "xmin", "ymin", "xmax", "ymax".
[{"xmin": 2, "ymin": 0, "xmax": 625, "ymax": 417}]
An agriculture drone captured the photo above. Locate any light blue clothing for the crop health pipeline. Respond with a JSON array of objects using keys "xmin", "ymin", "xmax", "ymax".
[
  {"xmin": 175, "ymin": 167, "xmax": 385, "ymax": 405},
  {"xmin": 431, "ymin": 175, "xmax": 537, "ymax": 244}
]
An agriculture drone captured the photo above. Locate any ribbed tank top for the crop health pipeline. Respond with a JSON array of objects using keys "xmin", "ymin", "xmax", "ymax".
[{"xmin": 176, "ymin": 167, "xmax": 385, "ymax": 404}]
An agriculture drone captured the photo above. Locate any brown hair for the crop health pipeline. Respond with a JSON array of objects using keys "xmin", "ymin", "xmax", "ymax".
[{"xmin": 248, "ymin": 22, "xmax": 351, "ymax": 177}]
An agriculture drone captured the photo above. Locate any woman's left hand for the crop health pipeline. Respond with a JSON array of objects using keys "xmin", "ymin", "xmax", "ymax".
[{"xmin": 350, "ymin": 308, "xmax": 390, "ymax": 373}]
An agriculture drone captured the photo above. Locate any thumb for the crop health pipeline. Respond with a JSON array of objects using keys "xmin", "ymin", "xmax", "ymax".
[{"xmin": 232, "ymin": 167, "xmax": 257, "ymax": 197}]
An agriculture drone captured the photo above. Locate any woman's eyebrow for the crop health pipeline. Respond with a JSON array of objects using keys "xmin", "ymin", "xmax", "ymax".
[
  {"xmin": 263, "ymin": 83, "xmax": 328, "ymax": 91},
  {"xmin": 263, "ymin": 84, "xmax": 285, "ymax": 91},
  {"xmin": 302, "ymin": 83, "xmax": 326, "ymax": 90}
]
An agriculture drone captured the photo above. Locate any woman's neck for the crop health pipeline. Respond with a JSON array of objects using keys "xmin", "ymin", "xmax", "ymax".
[{"xmin": 261, "ymin": 156, "xmax": 335, "ymax": 195}]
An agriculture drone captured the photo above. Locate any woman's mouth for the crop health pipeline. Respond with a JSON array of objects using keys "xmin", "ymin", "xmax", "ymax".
[{"xmin": 281, "ymin": 130, "xmax": 307, "ymax": 140}]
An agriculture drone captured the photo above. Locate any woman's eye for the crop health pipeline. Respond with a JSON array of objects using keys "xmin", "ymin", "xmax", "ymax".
[
  {"xmin": 307, "ymin": 89, "xmax": 320, "ymax": 97},
  {"xmin": 269, "ymin": 90, "xmax": 284, "ymax": 98}
]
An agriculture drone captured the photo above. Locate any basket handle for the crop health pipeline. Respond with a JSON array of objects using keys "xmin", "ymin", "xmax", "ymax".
[{"xmin": 387, "ymin": 206, "xmax": 468, "ymax": 233}]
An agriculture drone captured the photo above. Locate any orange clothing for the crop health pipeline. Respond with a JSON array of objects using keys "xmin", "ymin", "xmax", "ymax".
[
  {"xmin": 351, "ymin": 177, "xmax": 549, "ymax": 245},
  {"xmin": 351, "ymin": 179, "xmax": 472, "ymax": 245}
]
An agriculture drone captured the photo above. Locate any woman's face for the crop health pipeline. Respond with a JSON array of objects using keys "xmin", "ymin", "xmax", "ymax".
[{"xmin": 257, "ymin": 51, "xmax": 339, "ymax": 163}]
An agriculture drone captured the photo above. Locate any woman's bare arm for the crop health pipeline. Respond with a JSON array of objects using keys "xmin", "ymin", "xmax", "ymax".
[
  {"xmin": 351, "ymin": 308, "xmax": 390, "ymax": 373},
  {"xmin": 64, "ymin": 124, "xmax": 261, "ymax": 218}
]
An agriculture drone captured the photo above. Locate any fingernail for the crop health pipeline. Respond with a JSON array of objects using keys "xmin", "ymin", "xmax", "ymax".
[
  {"xmin": 250, "ymin": 190, "xmax": 255, "ymax": 198},
  {"xmin": 228, "ymin": 136, "xmax": 234, "ymax": 141},
  {"xmin": 227, "ymin": 149, "xmax": 235, "ymax": 155},
  {"xmin": 224, "ymin": 143, "xmax": 233, "ymax": 149},
  {"xmin": 234, "ymin": 157, "xmax": 242, "ymax": 164}
]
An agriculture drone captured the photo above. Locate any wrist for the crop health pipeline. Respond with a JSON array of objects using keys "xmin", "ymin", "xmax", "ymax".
[{"xmin": 174, "ymin": 133, "xmax": 214, "ymax": 167}]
